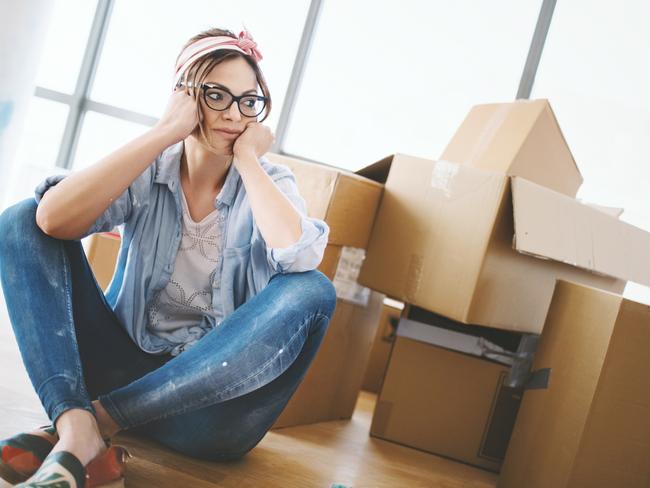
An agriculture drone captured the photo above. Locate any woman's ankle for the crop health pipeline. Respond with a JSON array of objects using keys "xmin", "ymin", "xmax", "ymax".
[
  {"xmin": 50, "ymin": 409, "xmax": 107, "ymax": 466},
  {"xmin": 54, "ymin": 408, "xmax": 99, "ymax": 438}
]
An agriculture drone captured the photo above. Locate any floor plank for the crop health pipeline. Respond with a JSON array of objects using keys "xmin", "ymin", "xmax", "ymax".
[{"xmin": 0, "ymin": 286, "xmax": 497, "ymax": 487}]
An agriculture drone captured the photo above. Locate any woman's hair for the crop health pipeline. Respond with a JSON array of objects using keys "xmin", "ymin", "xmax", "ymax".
[{"xmin": 175, "ymin": 27, "xmax": 272, "ymax": 156}]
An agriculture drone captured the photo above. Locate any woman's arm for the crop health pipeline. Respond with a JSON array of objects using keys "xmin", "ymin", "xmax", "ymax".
[
  {"xmin": 36, "ymin": 127, "xmax": 176, "ymax": 240},
  {"xmin": 233, "ymin": 122, "xmax": 328, "ymax": 274},
  {"xmin": 37, "ymin": 88, "xmax": 198, "ymax": 240},
  {"xmin": 235, "ymin": 148, "xmax": 302, "ymax": 249}
]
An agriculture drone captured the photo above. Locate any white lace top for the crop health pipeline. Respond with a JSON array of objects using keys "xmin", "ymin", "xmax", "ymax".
[{"xmin": 146, "ymin": 187, "xmax": 224, "ymax": 356}]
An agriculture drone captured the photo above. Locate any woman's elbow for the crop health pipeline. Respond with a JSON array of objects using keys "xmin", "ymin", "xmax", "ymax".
[
  {"xmin": 35, "ymin": 203, "xmax": 57, "ymax": 236},
  {"xmin": 35, "ymin": 204, "xmax": 84, "ymax": 240}
]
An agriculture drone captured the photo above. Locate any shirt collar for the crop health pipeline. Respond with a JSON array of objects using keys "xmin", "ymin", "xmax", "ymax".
[{"xmin": 153, "ymin": 140, "xmax": 241, "ymax": 207}]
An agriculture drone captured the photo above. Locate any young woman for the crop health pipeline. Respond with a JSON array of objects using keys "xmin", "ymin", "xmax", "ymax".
[{"xmin": 0, "ymin": 27, "xmax": 336, "ymax": 487}]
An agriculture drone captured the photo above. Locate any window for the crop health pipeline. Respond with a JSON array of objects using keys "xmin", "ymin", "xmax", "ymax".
[
  {"xmin": 14, "ymin": 0, "xmax": 311, "ymax": 181},
  {"xmin": 12, "ymin": 98, "xmax": 69, "ymax": 169},
  {"xmin": 284, "ymin": 0, "xmax": 542, "ymax": 171},
  {"xmin": 73, "ymin": 111, "xmax": 150, "ymax": 170},
  {"xmin": 91, "ymin": 0, "xmax": 311, "ymax": 129},
  {"xmin": 34, "ymin": 0, "xmax": 97, "ymax": 94}
]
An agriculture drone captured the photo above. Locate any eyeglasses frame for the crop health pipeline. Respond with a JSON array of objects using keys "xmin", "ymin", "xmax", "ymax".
[{"xmin": 177, "ymin": 80, "xmax": 267, "ymax": 118}]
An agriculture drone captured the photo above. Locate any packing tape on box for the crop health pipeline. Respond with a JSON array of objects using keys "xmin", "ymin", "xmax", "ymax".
[
  {"xmin": 430, "ymin": 159, "xmax": 460, "ymax": 196},
  {"xmin": 405, "ymin": 254, "xmax": 424, "ymax": 302},
  {"xmin": 505, "ymin": 334, "xmax": 542, "ymax": 389},
  {"xmin": 524, "ymin": 368, "xmax": 551, "ymax": 390},
  {"xmin": 462, "ymin": 103, "xmax": 513, "ymax": 165},
  {"xmin": 504, "ymin": 333, "xmax": 551, "ymax": 390}
]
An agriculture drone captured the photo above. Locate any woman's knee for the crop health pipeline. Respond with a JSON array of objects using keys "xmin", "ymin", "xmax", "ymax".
[
  {"xmin": 0, "ymin": 198, "xmax": 41, "ymax": 252},
  {"xmin": 272, "ymin": 269, "xmax": 337, "ymax": 319}
]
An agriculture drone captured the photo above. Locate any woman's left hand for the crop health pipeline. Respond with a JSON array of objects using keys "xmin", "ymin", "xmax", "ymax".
[{"xmin": 233, "ymin": 122, "xmax": 275, "ymax": 159}]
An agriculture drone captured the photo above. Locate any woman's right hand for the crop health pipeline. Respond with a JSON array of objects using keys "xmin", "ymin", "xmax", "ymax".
[{"xmin": 153, "ymin": 85, "xmax": 199, "ymax": 144}]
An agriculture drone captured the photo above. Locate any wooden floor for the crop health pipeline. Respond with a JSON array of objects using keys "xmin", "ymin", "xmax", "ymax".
[{"xmin": 0, "ymin": 289, "xmax": 497, "ymax": 487}]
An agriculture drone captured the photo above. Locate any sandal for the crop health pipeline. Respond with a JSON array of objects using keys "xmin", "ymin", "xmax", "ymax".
[
  {"xmin": 12, "ymin": 444, "xmax": 131, "ymax": 488},
  {"xmin": 0, "ymin": 425, "xmax": 58, "ymax": 485}
]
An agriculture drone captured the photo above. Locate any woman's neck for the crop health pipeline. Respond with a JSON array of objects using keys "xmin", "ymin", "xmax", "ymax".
[{"xmin": 181, "ymin": 137, "xmax": 233, "ymax": 195}]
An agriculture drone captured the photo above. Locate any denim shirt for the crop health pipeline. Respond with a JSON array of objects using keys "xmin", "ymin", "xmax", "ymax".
[{"xmin": 34, "ymin": 140, "xmax": 330, "ymax": 356}]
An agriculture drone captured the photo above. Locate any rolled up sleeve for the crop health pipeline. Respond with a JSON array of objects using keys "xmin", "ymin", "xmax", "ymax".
[
  {"xmin": 34, "ymin": 167, "xmax": 152, "ymax": 239},
  {"xmin": 259, "ymin": 169, "xmax": 329, "ymax": 274}
]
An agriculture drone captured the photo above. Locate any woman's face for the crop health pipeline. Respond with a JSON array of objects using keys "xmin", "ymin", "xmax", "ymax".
[{"xmin": 196, "ymin": 56, "xmax": 260, "ymax": 152}]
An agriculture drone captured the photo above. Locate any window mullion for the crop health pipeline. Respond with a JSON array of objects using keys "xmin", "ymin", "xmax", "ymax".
[{"xmin": 54, "ymin": 0, "xmax": 115, "ymax": 169}]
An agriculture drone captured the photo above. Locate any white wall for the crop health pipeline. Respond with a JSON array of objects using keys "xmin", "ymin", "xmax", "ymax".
[{"xmin": 0, "ymin": 0, "xmax": 53, "ymax": 208}]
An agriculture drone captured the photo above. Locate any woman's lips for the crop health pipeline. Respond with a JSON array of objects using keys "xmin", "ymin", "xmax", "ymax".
[{"xmin": 214, "ymin": 129, "xmax": 240, "ymax": 137}]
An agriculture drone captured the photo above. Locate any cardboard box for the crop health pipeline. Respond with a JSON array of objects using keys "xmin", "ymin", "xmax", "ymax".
[
  {"xmin": 272, "ymin": 290, "xmax": 384, "ymax": 428},
  {"xmin": 370, "ymin": 305, "xmax": 526, "ymax": 471},
  {"xmin": 361, "ymin": 301, "xmax": 402, "ymax": 393},
  {"xmin": 500, "ymin": 280, "xmax": 650, "ymax": 488},
  {"xmin": 317, "ymin": 244, "xmax": 342, "ymax": 281},
  {"xmin": 84, "ymin": 231, "xmax": 120, "ymax": 291},
  {"xmin": 357, "ymin": 154, "xmax": 650, "ymax": 333},
  {"xmin": 266, "ymin": 152, "xmax": 384, "ymax": 248},
  {"xmin": 440, "ymin": 99, "xmax": 582, "ymax": 197}
]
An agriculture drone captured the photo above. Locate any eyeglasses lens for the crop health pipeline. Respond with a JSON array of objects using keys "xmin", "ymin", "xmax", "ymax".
[{"xmin": 205, "ymin": 88, "xmax": 264, "ymax": 117}]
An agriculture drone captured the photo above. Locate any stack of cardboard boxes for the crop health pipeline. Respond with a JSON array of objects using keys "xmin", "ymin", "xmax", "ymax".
[{"xmin": 356, "ymin": 99, "xmax": 650, "ymax": 483}]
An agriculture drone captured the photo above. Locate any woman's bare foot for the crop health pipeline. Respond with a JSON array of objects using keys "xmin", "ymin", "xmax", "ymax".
[{"xmin": 50, "ymin": 408, "xmax": 107, "ymax": 467}]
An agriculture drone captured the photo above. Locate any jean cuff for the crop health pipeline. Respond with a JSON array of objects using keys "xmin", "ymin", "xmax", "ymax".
[
  {"xmin": 37, "ymin": 373, "xmax": 95, "ymax": 426},
  {"xmin": 96, "ymin": 393, "xmax": 130, "ymax": 431},
  {"xmin": 50, "ymin": 400, "xmax": 97, "ymax": 428}
]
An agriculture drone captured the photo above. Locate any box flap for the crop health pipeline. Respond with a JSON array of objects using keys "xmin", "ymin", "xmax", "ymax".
[
  {"xmin": 440, "ymin": 99, "xmax": 582, "ymax": 197},
  {"xmin": 511, "ymin": 177, "xmax": 650, "ymax": 286}
]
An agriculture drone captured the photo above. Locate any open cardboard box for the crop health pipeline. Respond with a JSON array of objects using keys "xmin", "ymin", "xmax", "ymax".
[
  {"xmin": 370, "ymin": 304, "xmax": 526, "ymax": 471},
  {"xmin": 499, "ymin": 280, "xmax": 650, "ymax": 487},
  {"xmin": 357, "ymin": 99, "xmax": 650, "ymax": 333}
]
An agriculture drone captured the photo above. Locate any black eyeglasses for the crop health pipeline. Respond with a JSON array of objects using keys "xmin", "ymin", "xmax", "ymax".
[{"xmin": 177, "ymin": 81, "xmax": 267, "ymax": 117}]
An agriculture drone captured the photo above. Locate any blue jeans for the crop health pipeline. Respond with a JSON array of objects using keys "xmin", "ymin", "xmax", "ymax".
[{"xmin": 0, "ymin": 198, "xmax": 337, "ymax": 461}]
